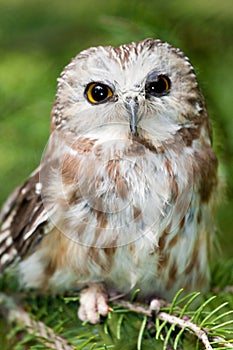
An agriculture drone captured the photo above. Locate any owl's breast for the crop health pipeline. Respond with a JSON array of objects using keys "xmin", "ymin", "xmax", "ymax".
[
  {"xmin": 75, "ymin": 140, "xmax": 166, "ymax": 214},
  {"xmin": 42, "ymin": 136, "xmax": 193, "ymax": 248}
]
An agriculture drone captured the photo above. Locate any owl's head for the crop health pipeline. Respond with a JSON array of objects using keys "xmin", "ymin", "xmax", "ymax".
[{"xmin": 52, "ymin": 38, "xmax": 209, "ymax": 144}]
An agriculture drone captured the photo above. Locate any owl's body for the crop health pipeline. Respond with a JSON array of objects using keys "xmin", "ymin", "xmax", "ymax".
[{"xmin": 0, "ymin": 39, "xmax": 218, "ymax": 323}]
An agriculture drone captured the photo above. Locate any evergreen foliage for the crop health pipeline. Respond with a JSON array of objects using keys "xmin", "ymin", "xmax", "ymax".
[{"xmin": 0, "ymin": 261, "xmax": 233, "ymax": 349}]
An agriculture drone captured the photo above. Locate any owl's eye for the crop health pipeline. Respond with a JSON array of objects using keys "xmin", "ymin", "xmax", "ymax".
[
  {"xmin": 85, "ymin": 82, "xmax": 113, "ymax": 104},
  {"xmin": 145, "ymin": 74, "xmax": 171, "ymax": 97}
]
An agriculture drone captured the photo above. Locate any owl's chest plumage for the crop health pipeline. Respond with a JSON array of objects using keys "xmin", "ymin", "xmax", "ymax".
[
  {"xmin": 29, "ymin": 135, "xmax": 191, "ymax": 287},
  {"xmin": 18, "ymin": 130, "xmax": 211, "ymax": 298},
  {"xmin": 49, "ymin": 134, "xmax": 189, "ymax": 248}
]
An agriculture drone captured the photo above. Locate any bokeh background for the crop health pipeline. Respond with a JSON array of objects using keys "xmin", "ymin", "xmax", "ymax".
[{"xmin": 0, "ymin": 0, "xmax": 232, "ymax": 261}]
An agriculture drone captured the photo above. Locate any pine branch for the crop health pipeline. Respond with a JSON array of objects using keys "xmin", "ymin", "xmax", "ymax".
[
  {"xmin": 0, "ymin": 293, "xmax": 74, "ymax": 350},
  {"xmin": 1, "ymin": 291, "xmax": 233, "ymax": 350},
  {"xmin": 112, "ymin": 299, "xmax": 233, "ymax": 350}
]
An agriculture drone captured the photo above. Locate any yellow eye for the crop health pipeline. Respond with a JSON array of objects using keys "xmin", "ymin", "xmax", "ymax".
[
  {"xmin": 85, "ymin": 82, "xmax": 113, "ymax": 104},
  {"xmin": 145, "ymin": 74, "xmax": 171, "ymax": 97}
]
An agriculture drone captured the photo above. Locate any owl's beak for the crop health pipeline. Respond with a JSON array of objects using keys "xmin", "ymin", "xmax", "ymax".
[{"xmin": 125, "ymin": 98, "xmax": 139, "ymax": 136}]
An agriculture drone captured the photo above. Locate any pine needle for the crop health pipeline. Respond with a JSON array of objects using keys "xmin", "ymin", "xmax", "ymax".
[{"xmin": 137, "ymin": 316, "xmax": 147, "ymax": 350}]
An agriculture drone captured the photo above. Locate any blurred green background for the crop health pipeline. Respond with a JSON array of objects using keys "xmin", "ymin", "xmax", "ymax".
[{"xmin": 0, "ymin": 0, "xmax": 232, "ymax": 259}]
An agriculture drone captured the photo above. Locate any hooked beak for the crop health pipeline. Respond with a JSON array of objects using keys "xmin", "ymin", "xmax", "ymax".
[{"xmin": 125, "ymin": 98, "xmax": 139, "ymax": 136}]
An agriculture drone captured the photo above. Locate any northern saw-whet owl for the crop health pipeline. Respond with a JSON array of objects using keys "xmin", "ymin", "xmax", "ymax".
[{"xmin": 0, "ymin": 38, "xmax": 218, "ymax": 324}]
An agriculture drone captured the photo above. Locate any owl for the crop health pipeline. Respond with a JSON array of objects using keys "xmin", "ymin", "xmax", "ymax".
[{"xmin": 0, "ymin": 38, "xmax": 218, "ymax": 324}]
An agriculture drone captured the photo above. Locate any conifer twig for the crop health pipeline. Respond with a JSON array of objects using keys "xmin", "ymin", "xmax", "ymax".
[
  {"xmin": 0, "ymin": 293, "xmax": 74, "ymax": 350},
  {"xmin": 112, "ymin": 299, "xmax": 233, "ymax": 350},
  {"xmin": 1, "ymin": 293, "xmax": 233, "ymax": 349}
]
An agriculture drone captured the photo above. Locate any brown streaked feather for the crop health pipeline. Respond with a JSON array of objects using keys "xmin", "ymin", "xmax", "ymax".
[
  {"xmin": 0, "ymin": 166, "xmax": 50, "ymax": 270},
  {"xmin": 194, "ymin": 147, "xmax": 218, "ymax": 203}
]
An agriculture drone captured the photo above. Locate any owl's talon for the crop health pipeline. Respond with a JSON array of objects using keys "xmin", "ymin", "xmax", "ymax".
[
  {"xmin": 78, "ymin": 284, "xmax": 109, "ymax": 324},
  {"xmin": 149, "ymin": 298, "xmax": 166, "ymax": 315}
]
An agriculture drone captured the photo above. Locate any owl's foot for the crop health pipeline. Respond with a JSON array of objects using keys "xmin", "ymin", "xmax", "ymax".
[
  {"xmin": 149, "ymin": 298, "xmax": 166, "ymax": 314},
  {"xmin": 78, "ymin": 283, "xmax": 111, "ymax": 324}
]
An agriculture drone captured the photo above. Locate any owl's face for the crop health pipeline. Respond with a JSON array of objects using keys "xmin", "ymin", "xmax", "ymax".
[{"xmin": 52, "ymin": 39, "xmax": 207, "ymax": 144}]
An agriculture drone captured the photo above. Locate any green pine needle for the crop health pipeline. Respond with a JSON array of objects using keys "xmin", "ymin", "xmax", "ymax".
[{"xmin": 137, "ymin": 316, "xmax": 147, "ymax": 350}]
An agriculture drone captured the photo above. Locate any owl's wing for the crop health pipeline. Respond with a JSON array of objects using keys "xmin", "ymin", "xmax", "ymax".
[{"xmin": 0, "ymin": 165, "xmax": 52, "ymax": 270}]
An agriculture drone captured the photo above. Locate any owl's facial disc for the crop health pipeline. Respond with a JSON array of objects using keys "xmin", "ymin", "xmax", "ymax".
[{"xmin": 124, "ymin": 97, "xmax": 139, "ymax": 136}]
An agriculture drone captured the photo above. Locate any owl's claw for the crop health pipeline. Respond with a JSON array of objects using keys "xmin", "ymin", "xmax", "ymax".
[
  {"xmin": 149, "ymin": 298, "xmax": 166, "ymax": 315},
  {"xmin": 78, "ymin": 284, "xmax": 110, "ymax": 324}
]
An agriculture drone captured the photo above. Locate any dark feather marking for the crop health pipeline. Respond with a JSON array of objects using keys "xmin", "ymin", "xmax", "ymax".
[
  {"xmin": 178, "ymin": 126, "xmax": 201, "ymax": 147},
  {"xmin": 0, "ymin": 167, "xmax": 49, "ymax": 270},
  {"xmin": 130, "ymin": 135, "xmax": 161, "ymax": 154},
  {"xmin": 193, "ymin": 147, "xmax": 218, "ymax": 203}
]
